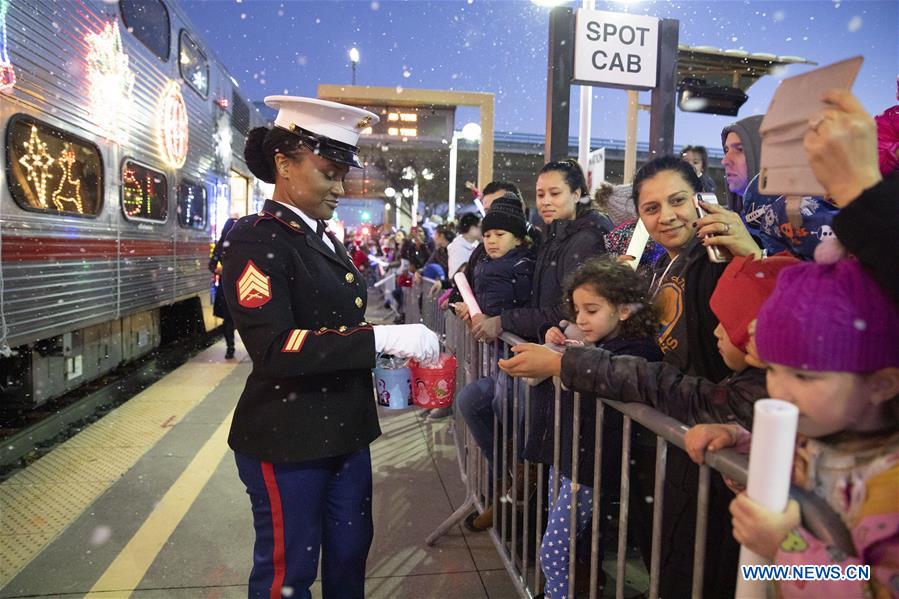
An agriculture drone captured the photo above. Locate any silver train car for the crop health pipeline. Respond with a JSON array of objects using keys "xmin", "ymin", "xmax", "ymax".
[{"xmin": 0, "ymin": 0, "xmax": 267, "ymax": 407}]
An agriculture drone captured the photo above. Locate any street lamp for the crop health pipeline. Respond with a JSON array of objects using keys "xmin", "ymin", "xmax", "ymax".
[
  {"xmin": 348, "ymin": 47, "xmax": 360, "ymax": 85},
  {"xmin": 399, "ymin": 166, "xmax": 422, "ymax": 225},
  {"xmin": 448, "ymin": 122, "xmax": 481, "ymax": 220},
  {"xmin": 384, "ymin": 186, "xmax": 399, "ymax": 228}
]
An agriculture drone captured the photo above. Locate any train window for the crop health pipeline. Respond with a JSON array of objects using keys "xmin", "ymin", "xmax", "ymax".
[
  {"xmin": 5, "ymin": 116, "xmax": 104, "ymax": 217},
  {"xmin": 121, "ymin": 160, "xmax": 168, "ymax": 222},
  {"xmin": 179, "ymin": 31, "xmax": 208, "ymax": 98},
  {"xmin": 119, "ymin": 0, "xmax": 171, "ymax": 61},
  {"xmin": 177, "ymin": 179, "xmax": 206, "ymax": 229}
]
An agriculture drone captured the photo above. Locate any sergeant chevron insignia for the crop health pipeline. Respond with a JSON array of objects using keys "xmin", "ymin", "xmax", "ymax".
[{"xmin": 237, "ymin": 260, "xmax": 272, "ymax": 308}]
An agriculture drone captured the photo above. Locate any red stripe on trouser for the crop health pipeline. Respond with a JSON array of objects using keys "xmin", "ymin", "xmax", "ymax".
[{"xmin": 261, "ymin": 462, "xmax": 286, "ymax": 599}]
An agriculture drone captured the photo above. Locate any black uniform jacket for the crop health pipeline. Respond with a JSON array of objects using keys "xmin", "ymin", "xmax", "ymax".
[{"xmin": 222, "ymin": 200, "xmax": 380, "ymax": 463}]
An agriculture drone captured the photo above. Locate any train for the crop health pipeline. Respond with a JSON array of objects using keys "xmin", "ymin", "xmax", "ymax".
[{"xmin": 0, "ymin": 0, "xmax": 268, "ymax": 408}]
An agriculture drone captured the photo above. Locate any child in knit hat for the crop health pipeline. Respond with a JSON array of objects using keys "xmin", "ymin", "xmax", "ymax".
[
  {"xmin": 455, "ymin": 193, "xmax": 535, "ymax": 319},
  {"xmin": 689, "ymin": 257, "xmax": 899, "ymax": 598}
]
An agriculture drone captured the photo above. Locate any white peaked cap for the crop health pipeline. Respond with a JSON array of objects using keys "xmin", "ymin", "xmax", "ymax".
[{"xmin": 264, "ymin": 96, "xmax": 379, "ymax": 148}]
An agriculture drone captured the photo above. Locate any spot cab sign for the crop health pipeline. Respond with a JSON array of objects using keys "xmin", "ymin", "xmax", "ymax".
[{"xmin": 573, "ymin": 9, "xmax": 660, "ymax": 91}]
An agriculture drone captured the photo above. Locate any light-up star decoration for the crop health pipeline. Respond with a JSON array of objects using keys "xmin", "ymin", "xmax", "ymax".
[
  {"xmin": 18, "ymin": 125, "xmax": 56, "ymax": 208},
  {"xmin": 51, "ymin": 144, "xmax": 84, "ymax": 213},
  {"xmin": 85, "ymin": 21, "xmax": 135, "ymax": 143},
  {"xmin": 0, "ymin": 0, "xmax": 16, "ymax": 93}
]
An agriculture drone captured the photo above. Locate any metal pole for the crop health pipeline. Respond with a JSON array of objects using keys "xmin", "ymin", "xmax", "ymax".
[
  {"xmin": 692, "ymin": 465, "xmax": 710, "ymax": 599},
  {"xmin": 577, "ymin": 0, "xmax": 595, "ymax": 169},
  {"xmin": 616, "ymin": 416, "xmax": 632, "ymax": 599},
  {"xmin": 544, "ymin": 6, "xmax": 575, "ymax": 162},
  {"xmin": 411, "ymin": 180, "xmax": 419, "ymax": 227},
  {"xmin": 351, "ymin": 62, "xmax": 356, "ymax": 86},
  {"xmin": 567, "ymin": 392, "xmax": 581, "ymax": 599},
  {"xmin": 648, "ymin": 19, "xmax": 679, "ymax": 159},
  {"xmin": 648, "ymin": 440, "xmax": 668, "ymax": 599},
  {"xmin": 578, "ymin": 85, "xmax": 592, "ymax": 170},
  {"xmin": 448, "ymin": 133, "xmax": 458, "ymax": 221},
  {"xmin": 624, "ymin": 90, "xmax": 639, "ymax": 184},
  {"xmin": 588, "ymin": 400, "xmax": 604, "ymax": 599}
]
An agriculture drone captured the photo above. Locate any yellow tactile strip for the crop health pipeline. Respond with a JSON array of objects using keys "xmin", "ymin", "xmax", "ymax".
[{"xmin": 0, "ymin": 362, "xmax": 237, "ymax": 588}]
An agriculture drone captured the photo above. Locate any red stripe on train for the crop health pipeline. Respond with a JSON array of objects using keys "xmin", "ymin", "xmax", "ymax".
[{"xmin": 1, "ymin": 236, "xmax": 212, "ymax": 262}]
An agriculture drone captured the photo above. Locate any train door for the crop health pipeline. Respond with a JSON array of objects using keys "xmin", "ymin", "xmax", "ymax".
[
  {"xmin": 212, "ymin": 179, "xmax": 231, "ymax": 242},
  {"xmin": 229, "ymin": 171, "xmax": 249, "ymax": 217}
]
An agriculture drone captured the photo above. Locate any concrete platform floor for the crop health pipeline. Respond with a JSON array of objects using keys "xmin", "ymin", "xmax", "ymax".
[{"xmin": 0, "ymin": 293, "xmax": 519, "ymax": 598}]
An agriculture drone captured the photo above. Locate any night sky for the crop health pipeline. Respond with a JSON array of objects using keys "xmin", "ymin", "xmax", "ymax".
[{"xmin": 180, "ymin": 0, "xmax": 898, "ymax": 150}]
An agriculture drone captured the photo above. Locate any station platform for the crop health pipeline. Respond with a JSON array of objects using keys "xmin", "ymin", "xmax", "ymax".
[{"xmin": 0, "ymin": 295, "xmax": 518, "ymax": 598}]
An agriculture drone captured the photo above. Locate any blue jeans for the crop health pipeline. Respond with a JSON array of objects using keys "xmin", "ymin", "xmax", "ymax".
[{"xmin": 455, "ymin": 375, "xmax": 526, "ymax": 471}]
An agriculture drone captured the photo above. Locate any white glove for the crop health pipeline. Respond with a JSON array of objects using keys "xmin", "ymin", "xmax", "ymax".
[{"xmin": 373, "ymin": 324, "xmax": 440, "ymax": 364}]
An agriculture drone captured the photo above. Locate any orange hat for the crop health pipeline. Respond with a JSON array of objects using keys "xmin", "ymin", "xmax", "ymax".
[{"xmin": 709, "ymin": 254, "xmax": 800, "ymax": 353}]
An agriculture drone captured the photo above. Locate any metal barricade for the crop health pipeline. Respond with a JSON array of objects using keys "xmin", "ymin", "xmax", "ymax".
[
  {"xmin": 402, "ymin": 278, "xmax": 443, "ymax": 337},
  {"xmin": 426, "ymin": 313, "xmax": 854, "ymax": 599}
]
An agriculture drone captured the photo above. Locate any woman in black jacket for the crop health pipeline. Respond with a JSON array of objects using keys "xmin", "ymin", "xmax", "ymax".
[{"xmin": 619, "ymin": 156, "xmax": 759, "ymax": 599}]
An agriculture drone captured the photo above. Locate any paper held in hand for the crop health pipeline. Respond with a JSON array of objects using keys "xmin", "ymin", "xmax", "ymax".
[
  {"xmin": 759, "ymin": 56, "xmax": 863, "ymax": 197},
  {"xmin": 624, "ymin": 219, "xmax": 650, "ymax": 270},
  {"xmin": 453, "ymin": 272, "xmax": 482, "ymax": 317}
]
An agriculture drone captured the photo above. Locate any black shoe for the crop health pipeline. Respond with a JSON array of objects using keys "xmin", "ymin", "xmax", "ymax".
[
  {"xmin": 225, "ymin": 347, "xmax": 235, "ymax": 359},
  {"xmin": 463, "ymin": 507, "xmax": 493, "ymax": 532},
  {"xmin": 427, "ymin": 407, "xmax": 452, "ymax": 420}
]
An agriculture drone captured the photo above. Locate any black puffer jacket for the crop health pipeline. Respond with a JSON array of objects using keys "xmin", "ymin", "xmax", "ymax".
[
  {"xmin": 500, "ymin": 210, "xmax": 611, "ymax": 341},
  {"xmin": 473, "ymin": 247, "xmax": 535, "ymax": 317}
]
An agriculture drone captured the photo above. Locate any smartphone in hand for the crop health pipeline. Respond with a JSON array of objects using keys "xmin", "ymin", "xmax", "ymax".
[{"xmin": 694, "ymin": 193, "xmax": 732, "ymax": 264}]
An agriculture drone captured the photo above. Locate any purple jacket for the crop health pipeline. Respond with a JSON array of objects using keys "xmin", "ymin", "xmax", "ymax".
[{"xmin": 875, "ymin": 104, "xmax": 899, "ymax": 176}]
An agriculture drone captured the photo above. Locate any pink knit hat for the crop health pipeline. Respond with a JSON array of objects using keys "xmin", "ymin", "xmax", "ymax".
[{"xmin": 755, "ymin": 258, "xmax": 899, "ymax": 372}]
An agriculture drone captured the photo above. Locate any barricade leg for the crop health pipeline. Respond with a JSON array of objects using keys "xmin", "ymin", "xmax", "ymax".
[
  {"xmin": 648, "ymin": 440, "xmax": 668, "ymax": 599},
  {"xmin": 588, "ymin": 401, "xmax": 604, "ymax": 599},
  {"xmin": 616, "ymin": 416, "xmax": 631, "ymax": 599}
]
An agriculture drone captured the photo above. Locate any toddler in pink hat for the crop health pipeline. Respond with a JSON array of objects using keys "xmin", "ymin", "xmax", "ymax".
[{"xmin": 704, "ymin": 257, "xmax": 899, "ymax": 598}]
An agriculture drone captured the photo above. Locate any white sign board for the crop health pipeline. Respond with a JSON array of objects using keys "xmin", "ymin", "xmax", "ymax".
[
  {"xmin": 587, "ymin": 147, "xmax": 606, "ymax": 194},
  {"xmin": 574, "ymin": 9, "xmax": 660, "ymax": 90}
]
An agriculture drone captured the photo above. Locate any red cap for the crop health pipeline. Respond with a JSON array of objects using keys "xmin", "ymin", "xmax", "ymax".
[{"xmin": 709, "ymin": 254, "xmax": 800, "ymax": 353}]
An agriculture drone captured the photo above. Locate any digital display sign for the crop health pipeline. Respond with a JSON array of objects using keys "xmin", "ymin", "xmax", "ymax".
[{"xmin": 353, "ymin": 105, "xmax": 455, "ymax": 143}]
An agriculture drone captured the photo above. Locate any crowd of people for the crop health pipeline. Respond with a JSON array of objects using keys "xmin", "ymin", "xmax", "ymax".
[
  {"xmin": 218, "ymin": 83, "xmax": 896, "ymax": 599},
  {"xmin": 436, "ymin": 87, "xmax": 899, "ymax": 599}
]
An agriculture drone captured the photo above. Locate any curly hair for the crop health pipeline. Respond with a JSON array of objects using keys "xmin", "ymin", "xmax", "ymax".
[{"xmin": 562, "ymin": 256, "xmax": 661, "ymax": 340}]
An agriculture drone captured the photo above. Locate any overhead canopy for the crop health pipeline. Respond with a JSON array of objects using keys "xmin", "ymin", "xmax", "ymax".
[{"xmin": 677, "ymin": 44, "xmax": 816, "ymax": 91}]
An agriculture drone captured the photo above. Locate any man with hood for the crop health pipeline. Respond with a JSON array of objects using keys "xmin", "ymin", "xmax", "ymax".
[
  {"xmin": 722, "ymin": 115, "xmax": 838, "ymax": 260},
  {"xmin": 720, "ymin": 115, "xmax": 763, "ymax": 212}
]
